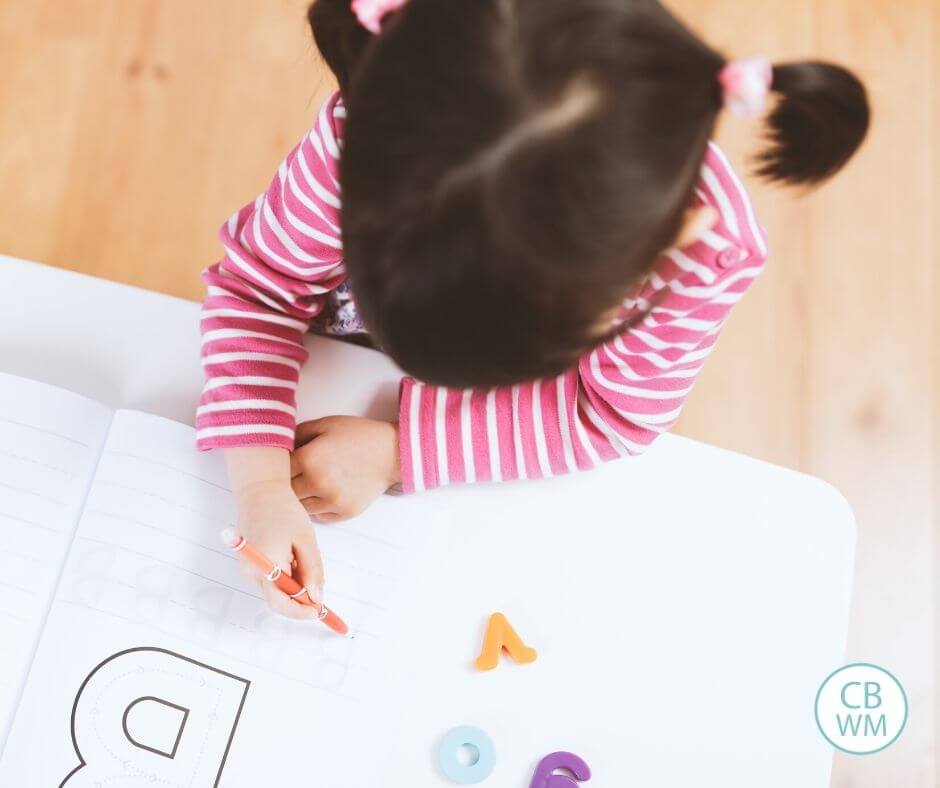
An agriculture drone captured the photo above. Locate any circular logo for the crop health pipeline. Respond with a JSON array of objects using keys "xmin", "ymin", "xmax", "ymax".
[{"xmin": 815, "ymin": 663, "xmax": 908, "ymax": 755}]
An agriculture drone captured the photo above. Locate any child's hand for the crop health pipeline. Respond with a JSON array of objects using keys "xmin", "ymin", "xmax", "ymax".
[
  {"xmin": 224, "ymin": 447, "xmax": 325, "ymax": 621},
  {"xmin": 291, "ymin": 417, "xmax": 400, "ymax": 523},
  {"xmin": 236, "ymin": 482, "xmax": 325, "ymax": 620}
]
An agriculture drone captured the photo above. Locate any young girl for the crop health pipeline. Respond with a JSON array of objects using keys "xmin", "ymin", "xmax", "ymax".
[{"xmin": 198, "ymin": 0, "xmax": 869, "ymax": 618}]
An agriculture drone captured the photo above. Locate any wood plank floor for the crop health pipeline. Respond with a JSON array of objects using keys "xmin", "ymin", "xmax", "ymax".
[{"xmin": 0, "ymin": 2, "xmax": 935, "ymax": 784}]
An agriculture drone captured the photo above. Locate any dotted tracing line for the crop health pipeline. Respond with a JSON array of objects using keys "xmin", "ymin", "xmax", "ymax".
[
  {"xmin": 95, "ymin": 577, "xmax": 368, "ymax": 678},
  {"xmin": 59, "ymin": 600, "xmax": 363, "ymax": 702},
  {"xmin": 89, "ymin": 666, "xmax": 222, "ymax": 787}
]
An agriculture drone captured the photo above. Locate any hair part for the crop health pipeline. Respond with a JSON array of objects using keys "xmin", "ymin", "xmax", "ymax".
[{"xmin": 435, "ymin": 75, "xmax": 603, "ymax": 201}]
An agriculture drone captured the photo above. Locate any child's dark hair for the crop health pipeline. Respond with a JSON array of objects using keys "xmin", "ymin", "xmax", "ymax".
[{"xmin": 308, "ymin": 0, "xmax": 870, "ymax": 388}]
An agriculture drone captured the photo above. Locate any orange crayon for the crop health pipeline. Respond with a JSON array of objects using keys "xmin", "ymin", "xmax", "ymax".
[{"xmin": 221, "ymin": 528, "xmax": 349, "ymax": 636}]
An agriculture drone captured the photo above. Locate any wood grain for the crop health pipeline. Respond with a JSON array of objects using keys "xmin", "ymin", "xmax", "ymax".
[
  {"xmin": 931, "ymin": 2, "xmax": 938, "ymax": 786},
  {"xmin": 798, "ymin": 3, "xmax": 934, "ymax": 784},
  {"xmin": 0, "ymin": 2, "xmax": 934, "ymax": 784}
]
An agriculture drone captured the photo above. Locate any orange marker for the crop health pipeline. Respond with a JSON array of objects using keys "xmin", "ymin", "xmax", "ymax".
[{"xmin": 221, "ymin": 528, "xmax": 349, "ymax": 636}]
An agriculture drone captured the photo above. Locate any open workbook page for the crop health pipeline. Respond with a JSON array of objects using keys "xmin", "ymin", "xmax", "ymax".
[
  {"xmin": 0, "ymin": 407, "xmax": 438, "ymax": 786},
  {"xmin": 0, "ymin": 374, "xmax": 112, "ymax": 749}
]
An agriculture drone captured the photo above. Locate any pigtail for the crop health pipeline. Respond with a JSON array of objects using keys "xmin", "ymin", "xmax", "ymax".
[
  {"xmin": 755, "ymin": 60, "xmax": 870, "ymax": 186},
  {"xmin": 308, "ymin": 0, "xmax": 374, "ymax": 92}
]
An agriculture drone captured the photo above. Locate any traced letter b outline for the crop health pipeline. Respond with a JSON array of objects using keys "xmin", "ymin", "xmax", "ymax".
[{"xmin": 60, "ymin": 647, "xmax": 249, "ymax": 787}]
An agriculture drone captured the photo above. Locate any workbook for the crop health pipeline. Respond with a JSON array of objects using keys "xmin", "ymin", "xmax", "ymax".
[
  {"xmin": 0, "ymin": 372, "xmax": 439, "ymax": 786},
  {"xmin": 0, "ymin": 372, "xmax": 856, "ymax": 787}
]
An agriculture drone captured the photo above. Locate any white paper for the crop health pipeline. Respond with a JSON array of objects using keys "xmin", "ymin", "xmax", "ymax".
[
  {"xmin": 0, "ymin": 374, "xmax": 112, "ymax": 750},
  {"xmin": 0, "ymin": 409, "xmax": 437, "ymax": 786}
]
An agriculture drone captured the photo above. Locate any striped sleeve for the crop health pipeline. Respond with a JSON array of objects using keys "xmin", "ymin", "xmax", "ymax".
[
  {"xmin": 397, "ymin": 142, "xmax": 769, "ymax": 493},
  {"xmin": 197, "ymin": 93, "xmax": 347, "ymax": 451}
]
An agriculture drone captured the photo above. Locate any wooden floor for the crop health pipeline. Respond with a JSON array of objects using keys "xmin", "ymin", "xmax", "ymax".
[{"xmin": 0, "ymin": 1, "xmax": 935, "ymax": 784}]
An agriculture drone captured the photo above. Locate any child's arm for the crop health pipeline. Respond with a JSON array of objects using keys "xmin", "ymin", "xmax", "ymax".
[
  {"xmin": 198, "ymin": 94, "xmax": 347, "ymax": 604},
  {"xmin": 392, "ymin": 145, "xmax": 769, "ymax": 492},
  {"xmin": 224, "ymin": 446, "xmax": 325, "ymax": 619},
  {"xmin": 198, "ymin": 93, "xmax": 346, "ymax": 453}
]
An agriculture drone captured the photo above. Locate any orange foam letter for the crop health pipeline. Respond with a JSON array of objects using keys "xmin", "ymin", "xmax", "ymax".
[{"xmin": 474, "ymin": 612, "xmax": 538, "ymax": 671}]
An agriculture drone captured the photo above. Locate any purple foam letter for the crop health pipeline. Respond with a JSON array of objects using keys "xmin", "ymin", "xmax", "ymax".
[{"xmin": 530, "ymin": 752, "xmax": 592, "ymax": 788}]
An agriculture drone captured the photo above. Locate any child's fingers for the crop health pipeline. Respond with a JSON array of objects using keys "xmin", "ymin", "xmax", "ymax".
[
  {"xmin": 312, "ymin": 512, "xmax": 343, "ymax": 524},
  {"xmin": 291, "ymin": 474, "xmax": 320, "ymax": 500},
  {"xmin": 292, "ymin": 528, "xmax": 325, "ymax": 603},
  {"xmin": 260, "ymin": 580, "xmax": 318, "ymax": 621},
  {"xmin": 234, "ymin": 545, "xmax": 313, "ymax": 619},
  {"xmin": 294, "ymin": 419, "xmax": 327, "ymax": 449},
  {"xmin": 236, "ymin": 544, "xmax": 290, "ymax": 584},
  {"xmin": 300, "ymin": 495, "xmax": 333, "ymax": 516},
  {"xmin": 289, "ymin": 451, "xmax": 308, "ymax": 479},
  {"xmin": 255, "ymin": 549, "xmax": 317, "ymax": 620}
]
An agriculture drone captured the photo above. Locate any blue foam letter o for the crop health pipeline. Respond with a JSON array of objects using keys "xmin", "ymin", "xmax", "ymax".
[{"xmin": 437, "ymin": 725, "xmax": 496, "ymax": 785}]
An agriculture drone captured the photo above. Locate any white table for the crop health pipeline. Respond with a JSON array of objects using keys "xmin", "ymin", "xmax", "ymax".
[{"xmin": 0, "ymin": 257, "xmax": 856, "ymax": 787}]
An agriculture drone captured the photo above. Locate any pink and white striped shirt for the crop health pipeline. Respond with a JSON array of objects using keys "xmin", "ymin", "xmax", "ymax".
[{"xmin": 198, "ymin": 92, "xmax": 768, "ymax": 493}]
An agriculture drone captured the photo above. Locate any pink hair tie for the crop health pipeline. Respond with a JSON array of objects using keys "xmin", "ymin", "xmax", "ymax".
[
  {"xmin": 719, "ymin": 56, "xmax": 773, "ymax": 118},
  {"xmin": 351, "ymin": 0, "xmax": 407, "ymax": 34}
]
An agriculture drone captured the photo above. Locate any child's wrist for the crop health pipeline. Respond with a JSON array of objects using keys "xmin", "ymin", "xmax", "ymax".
[
  {"xmin": 233, "ymin": 477, "xmax": 293, "ymax": 506},
  {"xmin": 223, "ymin": 445, "xmax": 293, "ymax": 504}
]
